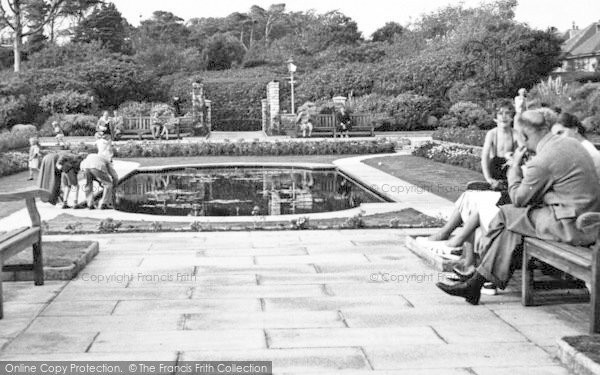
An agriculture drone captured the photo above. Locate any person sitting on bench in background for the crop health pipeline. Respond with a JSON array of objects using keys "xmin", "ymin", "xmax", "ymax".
[
  {"xmin": 336, "ymin": 106, "xmax": 352, "ymax": 138},
  {"xmin": 436, "ymin": 110, "xmax": 600, "ymax": 305}
]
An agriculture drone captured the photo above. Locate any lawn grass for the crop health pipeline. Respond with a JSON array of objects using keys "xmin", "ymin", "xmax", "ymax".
[
  {"xmin": 362, "ymin": 155, "xmax": 485, "ymax": 202},
  {"xmin": 4, "ymin": 241, "xmax": 94, "ymax": 267}
]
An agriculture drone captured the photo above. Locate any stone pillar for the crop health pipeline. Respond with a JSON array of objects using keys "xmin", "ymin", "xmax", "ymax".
[
  {"xmin": 267, "ymin": 81, "xmax": 280, "ymax": 132},
  {"xmin": 261, "ymin": 99, "xmax": 269, "ymax": 133}
]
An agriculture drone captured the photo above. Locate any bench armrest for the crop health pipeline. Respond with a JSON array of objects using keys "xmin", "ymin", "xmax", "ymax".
[{"xmin": 0, "ymin": 188, "xmax": 51, "ymax": 203}]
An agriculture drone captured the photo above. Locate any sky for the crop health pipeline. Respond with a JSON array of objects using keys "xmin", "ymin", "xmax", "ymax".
[{"xmin": 110, "ymin": 0, "xmax": 600, "ymax": 37}]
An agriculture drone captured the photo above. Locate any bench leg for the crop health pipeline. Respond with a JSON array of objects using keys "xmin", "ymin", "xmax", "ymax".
[
  {"xmin": 0, "ymin": 260, "xmax": 3, "ymax": 319},
  {"xmin": 591, "ymin": 244, "xmax": 600, "ymax": 334},
  {"xmin": 33, "ymin": 239, "xmax": 44, "ymax": 286},
  {"xmin": 522, "ymin": 250, "xmax": 534, "ymax": 306}
]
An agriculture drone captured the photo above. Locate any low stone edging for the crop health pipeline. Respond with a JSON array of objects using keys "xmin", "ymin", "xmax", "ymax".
[
  {"xmin": 2, "ymin": 241, "xmax": 99, "ymax": 281},
  {"xmin": 558, "ymin": 336, "xmax": 600, "ymax": 375}
]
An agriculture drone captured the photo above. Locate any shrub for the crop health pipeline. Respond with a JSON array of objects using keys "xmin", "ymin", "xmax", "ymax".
[
  {"xmin": 439, "ymin": 101, "xmax": 494, "ymax": 129},
  {"xmin": 40, "ymin": 114, "xmax": 98, "ymax": 136},
  {"xmin": 351, "ymin": 93, "xmax": 438, "ymax": 131},
  {"xmin": 0, "ymin": 151, "xmax": 28, "ymax": 177},
  {"xmin": 432, "ymin": 126, "xmax": 487, "ymax": 147},
  {"xmin": 0, "ymin": 128, "xmax": 38, "ymax": 153},
  {"xmin": 150, "ymin": 103, "xmax": 174, "ymax": 118},
  {"xmin": 118, "ymin": 101, "xmax": 155, "ymax": 117},
  {"xmin": 0, "ymin": 95, "xmax": 27, "ymax": 131},
  {"xmin": 39, "ymin": 90, "xmax": 94, "ymax": 114}
]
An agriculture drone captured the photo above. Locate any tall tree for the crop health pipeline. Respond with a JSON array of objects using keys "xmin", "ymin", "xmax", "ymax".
[
  {"xmin": 371, "ymin": 22, "xmax": 404, "ymax": 43},
  {"xmin": 72, "ymin": 2, "xmax": 129, "ymax": 53},
  {"xmin": 137, "ymin": 10, "xmax": 189, "ymax": 47},
  {"xmin": 0, "ymin": 0, "xmax": 65, "ymax": 72}
]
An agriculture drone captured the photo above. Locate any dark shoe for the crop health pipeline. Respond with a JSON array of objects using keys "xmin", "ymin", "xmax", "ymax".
[
  {"xmin": 88, "ymin": 205, "xmax": 96, "ymax": 210},
  {"xmin": 61, "ymin": 203, "xmax": 69, "ymax": 209},
  {"xmin": 27, "ymin": 177, "xmax": 34, "ymax": 181},
  {"xmin": 436, "ymin": 281, "xmax": 481, "ymax": 305}
]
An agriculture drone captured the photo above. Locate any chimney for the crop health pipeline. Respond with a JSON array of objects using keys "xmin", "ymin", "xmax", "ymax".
[{"xmin": 568, "ymin": 22, "xmax": 579, "ymax": 39}]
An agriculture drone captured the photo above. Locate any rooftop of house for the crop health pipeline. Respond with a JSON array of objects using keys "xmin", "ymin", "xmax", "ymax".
[{"xmin": 562, "ymin": 21, "xmax": 600, "ymax": 58}]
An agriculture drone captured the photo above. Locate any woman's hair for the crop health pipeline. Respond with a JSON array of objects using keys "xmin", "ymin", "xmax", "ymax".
[
  {"xmin": 495, "ymin": 99, "xmax": 515, "ymax": 117},
  {"xmin": 557, "ymin": 112, "xmax": 586, "ymax": 137}
]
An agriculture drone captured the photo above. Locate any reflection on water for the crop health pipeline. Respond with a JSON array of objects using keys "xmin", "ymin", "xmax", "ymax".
[{"xmin": 115, "ymin": 167, "xmax": 385, "ymax": 216}]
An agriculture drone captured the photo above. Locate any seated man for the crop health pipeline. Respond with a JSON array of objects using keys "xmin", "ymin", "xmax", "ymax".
[
  {"xmin": 436, "ymin": 110, "xmax": 600, "ymax": 304},
  {"xmin": 150, "ymin": 113, "xmax": 163, "ymax": 140},
  {"xmin": 336, "ymin": 107, "xmax": 352, "ymax": 138}
]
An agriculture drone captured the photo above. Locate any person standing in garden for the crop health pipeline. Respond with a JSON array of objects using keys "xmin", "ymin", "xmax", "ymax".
[
  {"xmin": 111, "ymin": 110, "xmax": 124, "ymax": 140},
  {"xmin": 53, "ymin": 121, "xmax": 66, "ymax": 146},
  {"xmin": 96, "ymin": 111, "xmax": 112, "ymax": 140},
  {"xmin": 27, "ymin": 137, "xmax": 41, "ymax": 181},
  {"xmin": 514, "ymin": 88, "xmax": 528, "ymax": 114}
]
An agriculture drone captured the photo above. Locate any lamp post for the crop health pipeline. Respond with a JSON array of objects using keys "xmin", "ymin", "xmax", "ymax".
[{"xmin": 287, "ymin": 58, "xmax": 297, "ymax": 114}]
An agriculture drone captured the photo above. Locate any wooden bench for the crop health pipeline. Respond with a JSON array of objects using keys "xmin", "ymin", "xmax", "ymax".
[
  {"xmin": 118, "ymin": 116, "xmax": 196, "ymax": 140},
  {"xmin": 522, "ymin": 213, "xmax": 600, "ymax": 333},
  {"xmin": 295, "ymin": 114, "xmax": 374, "ymax": 138},
  {"xmin": 0, "ymin": 188, "xmax": 50, "ymax": 318}
]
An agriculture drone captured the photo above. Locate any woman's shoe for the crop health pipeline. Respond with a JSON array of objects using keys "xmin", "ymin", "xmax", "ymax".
[{"xmin": 481, "ymin": 282, "xmax": 498, "ymax": 296}]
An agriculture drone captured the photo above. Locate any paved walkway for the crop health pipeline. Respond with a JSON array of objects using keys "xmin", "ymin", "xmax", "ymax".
[{"xmin": 0, "ymin": 230, "xmax": 585, "ymax": 373}]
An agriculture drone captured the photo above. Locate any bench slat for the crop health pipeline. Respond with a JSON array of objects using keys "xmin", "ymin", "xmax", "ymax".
[
  {"xmin": 0, "ymin": 228, "xmax": 40, "ymax": 263},
  {"xmin": 0, "ymin": 228, "xmax": 28, "ymax": 244},
  {"xmin": 525, "ymin": 237, "xmax": 593, "ymax": 266}
]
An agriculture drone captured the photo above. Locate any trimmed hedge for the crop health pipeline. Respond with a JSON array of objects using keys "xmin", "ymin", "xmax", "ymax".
[
  {"xmin": 40, "ymin": 114, "xmax": 99, "ymax": 136},
  {"xmin": 412, "ymin": 141, "xmax": 481, "ymax": 172},
  {"xmin": 68, "ymin": 139, "xmax": 396, "ymax": 158}
]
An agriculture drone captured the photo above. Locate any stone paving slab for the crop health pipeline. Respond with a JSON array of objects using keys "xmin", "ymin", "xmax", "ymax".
[
  {"xmin": 112, "ymin": 299, "xmax": 262, "ymax": 315},
  {"xmin": 267, "ymin": 327, "xmax": 443, "ymax": 348},
  {"xmin": 472, "ymin": 366, "xmax": 570, "ymax": 375},
  {"xmin": 184, "ymin": 311, "xmax": 344, "ymax": 330},
  {"xmin": 364, "ymin": 342, "xmax": 560, "ymax": 369},
  {"xmin": 52, "ymin": 286, "xmax": 193, "ymax": 301},
  {"xmin": 90, "ymin": 330, "xmax": 267, "ymax": 352},
  {"xmin": 41, "ymin": 300, "xmax": 119, "ymax": 316},
  {"xmin": 28, "ymin": 315, "xmax": 184, "ymax": 332},
  {"xmin": 179, "ymin": 348, "xmax": 370, "ymax": 373},
  {"xmin": 189, "ymin": 284, "xmax": 327, "ymax": 299},
  {"xmin": 263, "ymin": 296, "xmax": 413, "ymax": 312},
  {"xmin": 4, "ymin": 331, "xmax": 98, "ymax": 354},
  {"xmin": 0, "ymin": 352, "xmax": 179, "ymax": 361}
]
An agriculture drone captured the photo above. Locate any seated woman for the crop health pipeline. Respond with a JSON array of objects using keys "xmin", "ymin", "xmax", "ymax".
[
  {"xmin": 551, "ymin": 112, "xmax": 600, "ymax": 179},
  {"xmin": 421, "ymin": 100, "xmax": 518, "ymax": 280}
]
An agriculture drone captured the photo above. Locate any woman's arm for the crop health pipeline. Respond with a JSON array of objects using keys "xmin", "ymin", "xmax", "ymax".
[{"xmin": 481, "ymin": 129, "xmax": 495, "ymax": 183}]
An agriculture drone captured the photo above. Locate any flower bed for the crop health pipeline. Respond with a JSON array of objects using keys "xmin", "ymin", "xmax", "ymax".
[
  {"xmin": 412, "ymin": 141, "xmax": 482, "ymax": 172},
  {"xmin": 69, "ymin": 139, "xmax": 396, "ymax": 158},
  {"xmin": 432, "ymin": 126, "xmax": 487, "ymax": 147},
  {"xmin": 42, "ymin": 208, "xmax": 444, "ymax": 235}
]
